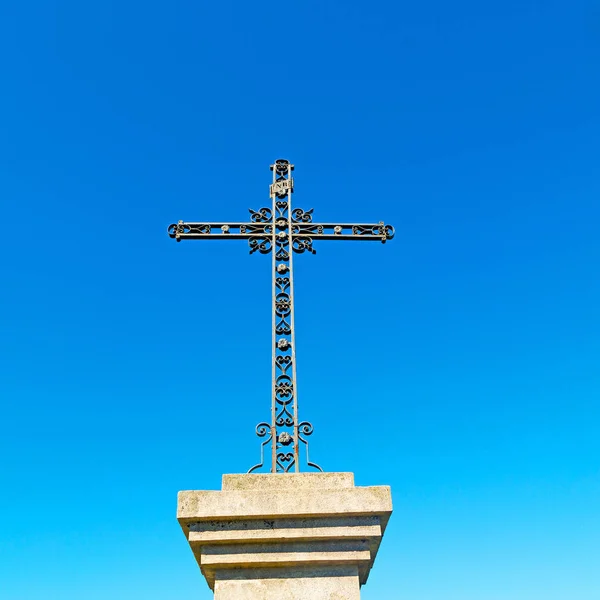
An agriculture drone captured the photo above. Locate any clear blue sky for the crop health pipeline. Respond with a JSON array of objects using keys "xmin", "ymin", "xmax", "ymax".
[{"xmin": 1, "ymin": 1, "xmax": 599, "ymax": 599}]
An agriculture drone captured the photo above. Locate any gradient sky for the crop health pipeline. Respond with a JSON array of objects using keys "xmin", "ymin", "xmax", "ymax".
[{"xmin": 1, "ymin": 2, "xmax": 599, "ymax": 599}]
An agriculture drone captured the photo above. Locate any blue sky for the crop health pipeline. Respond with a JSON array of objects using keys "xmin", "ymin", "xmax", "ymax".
[{"xmin": 1, "ymin": 1, "xmax": 599, "ymax": 599}]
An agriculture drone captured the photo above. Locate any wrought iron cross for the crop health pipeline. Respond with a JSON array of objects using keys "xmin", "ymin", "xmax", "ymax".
[{"xmin": 168, "ymin": 159, "xmax": 394, "ymax": 473}]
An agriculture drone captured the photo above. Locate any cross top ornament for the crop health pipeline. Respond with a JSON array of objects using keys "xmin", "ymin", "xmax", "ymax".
[{"xmin": 168, "ymin": 159, "xmax": 394, "ymax": 473}]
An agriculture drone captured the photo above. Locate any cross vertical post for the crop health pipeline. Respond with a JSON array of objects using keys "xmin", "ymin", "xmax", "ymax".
[
  {"xmin": 168, "ymin": 159, "xmax": 394, "ymax": 473},
  {"xmin": 264, "ymin": 160, "xmax": 313, "ymax": 473}
]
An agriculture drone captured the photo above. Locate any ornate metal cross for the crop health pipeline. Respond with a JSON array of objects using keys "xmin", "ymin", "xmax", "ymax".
[{"xmin": 168, "ymin": 159, "xmax": 394, "ymax": 473}]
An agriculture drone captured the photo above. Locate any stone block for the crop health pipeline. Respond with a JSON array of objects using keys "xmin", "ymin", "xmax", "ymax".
[{"xmin": 177, "ymin": 472, "xmax": 392, "ymax": 599}]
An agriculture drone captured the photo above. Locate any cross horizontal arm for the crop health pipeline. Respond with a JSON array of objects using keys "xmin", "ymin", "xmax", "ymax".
[
  {"xmin": 168, "ymin": 220, "xmax": 271, "ymax": 241},
  {"xmin": 292, "ymin": 222, "xmax": 394, "ymax": 242}
]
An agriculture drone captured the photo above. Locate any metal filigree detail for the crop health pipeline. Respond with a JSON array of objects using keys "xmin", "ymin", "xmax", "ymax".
[
  {"xmin": 272, "ymin": 159, "xmax": 290, "ymax": 175},
  {"xmin": 247, "ymin": 422, "xmax": 273, "ymax": 473},
  {"xmin": 252, "ymin": 159, "xmax": 319, "ymax": 472},
  {"xmin": 292, "ymin": 236, "xmax": 316, "ymax": 255},
  {"xmin": 167, "ymin": 158, "xmax": 394, "ymax": 473},
  {"xmin": 292, "ymin": 222, "xmax": 395, "ymax": 241},
  {"xmin": 292, "ymin": 208, "xmax": 313, "ymax": 223},
  {"xmin": 248, "ymin": 237, "xmax": 272, "ymax": 254},
  {"xmin": 298, "ymin": 421, "xmax": 322, "ymax": 471},
  {"xmin": 249, "ymin": 207, "xmax": 272, "ymax": 223}
]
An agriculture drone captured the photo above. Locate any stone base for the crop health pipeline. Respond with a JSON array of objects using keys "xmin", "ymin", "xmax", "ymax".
[
  {"xmin": 177, "ymin": 473, "xmax": 392, "ymax": 600},
  {"xmin": 215, "ymin": 566, "xmax": 360, "ymax": 600}
]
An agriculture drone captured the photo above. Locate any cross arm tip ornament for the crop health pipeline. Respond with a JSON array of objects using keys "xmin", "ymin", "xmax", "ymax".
[
  {"xmin": 381, "ymin": 223, "xmax": 395, "ymax": 241},
  {"xmin": 167, "ymin": 220, "xmax": 183, "ymax": 241}
]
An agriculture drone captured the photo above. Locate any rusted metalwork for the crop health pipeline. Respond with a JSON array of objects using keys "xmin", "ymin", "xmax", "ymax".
[{"xmin": 168, "ymin": 159, "xmax": 394, "ymax": 473}]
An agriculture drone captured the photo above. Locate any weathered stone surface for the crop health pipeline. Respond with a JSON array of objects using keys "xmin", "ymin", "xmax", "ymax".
[
  {"xmin": 177, "ymin": 473, "xmax": 392, "ymax": 599},
  {"xmin": 221, "ymin": 472, "xmax": 355, "ymax": 491},
  {"xmin": 178, "ymin": 487, "xmax": 391, "ymax": 524},
  {"xmin": 215, "ymin": 566, "xmax": 361, "ymax": 600},
  {"xmin": 188, "ymin": 516, "xmax": 381, "ymax": 544}
]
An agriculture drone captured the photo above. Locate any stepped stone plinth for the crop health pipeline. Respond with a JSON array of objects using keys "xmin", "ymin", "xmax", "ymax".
[{"xmin": 177, "ymin": 472, "xmax": 392, "ymax": 600}]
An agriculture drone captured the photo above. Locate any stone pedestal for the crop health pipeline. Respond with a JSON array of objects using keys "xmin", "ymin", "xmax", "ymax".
[{"xmin": 177, "ymin": 472, "xmax": 392, "ymax": 600}]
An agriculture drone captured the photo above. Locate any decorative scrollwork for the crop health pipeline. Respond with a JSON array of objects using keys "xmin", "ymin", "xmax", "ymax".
[
  {"xmin": 273, "ymin": 159, "xmax": 289, "ymax": 174},
  {"xmin": 249, "ymin": 207, "xmax": 272, "ymax": 223},
  {"xmin": 277, "ymin": 452, "xmax": 294, "ymax": 472},
  {"xmin": 275, "ymin": 321, "xmax": 291, "ymax": 335},
  {"xmin": 275, "ymin": 410, "xmax": 294, "ymax": 427},
  {"xmin": 275, "ymin": 275, "xmax": 292, "ymax": 334},
  {"xmin": 248, "ymin": 237, "xmax": 272, "ymax": 254},
  {"xmin": 275, "ymin": 295, "xmax": 291, "ymax": 315},
  {"xmin": 275, "ymin": 229, "xmax": 290, "ymax": 260},
  {"xmin": 298, "ymin": 421, "xmax": 322, "ymax": 472},
  {"xmin": 275, "ymin": 248, "xmax": 289, "ymax": 261},
  {"xmin": 275, "ymin": 356, "xmax": 292, "ymax": 374},
  {"xmin": 291, "ymin": 221, "xmax": 394, "ymax": 242},
  {"xmin": 275, "ymin": 277, "xmax": 290, "ymax": 292},
  {"xmin": 256, "ymin": 422, "xmax": 271, "ymax": 437},
  {"xmin": 274, "ymin": 201, "xmax": 287, "ymax": 219},
  {"xmin": 275, "ymin": 377, "xmax": 293, "ymax": 399},
  {"xmin": 352, "ymin": 225, "xmax": 377, "ymax": 236},
  {"xmin": 298, "ymin": 421, "xmax": 314, "ymax": 436},
  {"xmin": 248, "ymin": 422, "xmax": 273, "ymax": 473},
  {"xmin": 351, "ymin": 223, "xmax": 395, "ymax": 239},
  {"xmin": 292, "ymin": 237, "xmax": 316, "ymax": 254},
  {"xmin": 240, "ymin": 223, "xmax": 271, "ymax": 235},
  {"xmin": 292, "ymin": 208, "xmax": 313, "ymax": 223},
  {"xmin": 291, "ymin": 223, "xmax": 323, "ymax": 235},
  {"xmin": 167, "ymin": 222, "xmax": 212, "ymax": 238},
  {"xmin": 167, "ymin": 222, "xmax": 185, "ymax": 238}
]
